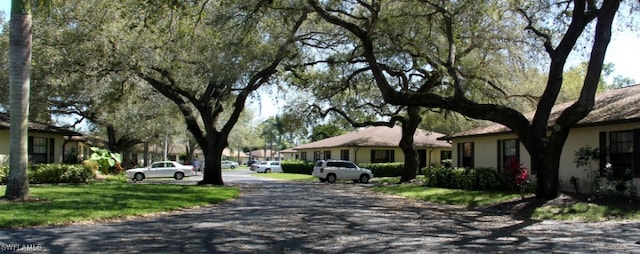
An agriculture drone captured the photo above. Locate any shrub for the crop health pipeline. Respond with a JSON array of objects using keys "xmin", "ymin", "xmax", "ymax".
[
  {"xmin": 0, "ymin": 166, "xmax": 7, "ymax": 184},
  {"xmin": 83, "ymin": 160, "xmax": 100, "ymax": 174},
  {"xmin": 423, "ymin": 166, "xmax": 501, "ymax": 191},
  {"xmin": 359, "ymin": 162, "xmax": 404, "ymax": 177},
  {"xmin": 474, "ymin": 168, "xmax": 502, "ymax": 190},
  {"xmin": 1, "ymin": 164, "xmax": 95, "ymax": 185},
  {"xmin": 87, "ymin": 147, "xmax": 122, "ymax": 174},
  {"xmin": 281, "ymin": 160, "xmax": 314, "ymax": 174},
  {"xmin": 28, "ymin": 164, "xmax": 95, "ymax": 184},
  {"xmin": 423, "ymin": 166, "xmax": 453, "ymax": 188}
]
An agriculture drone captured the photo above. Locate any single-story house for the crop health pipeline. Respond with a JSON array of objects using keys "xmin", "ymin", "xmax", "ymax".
[
  {"xmin": 62, "ymin": 135, "xmax": 93, "ymax": 163},
  {"xmin": 198, "ymin": 148, "xmax": 250, "ymax": 165},
  {"xmin": 247, "ymin": 149, "xmax": 284, "ymax": 162},
  {"xmin": 278, "ymin": 148, "xmax": 297, "ymax": 161},
  {"xmin": 446, "ymin": 84, "xmax": 640, "ymax": 193},
  {"xmin": 0, "ymin": 112, "xmax": 83, "ymax": 165},
  {"xmin": 292, "ymin": 125, "xmax": 452, "ymax": 168}
]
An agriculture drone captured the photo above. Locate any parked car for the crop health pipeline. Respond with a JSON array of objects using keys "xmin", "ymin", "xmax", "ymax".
[
  {"xmin": 221, "ymin": 160, "xmax": 239, "ymax": 169},
  {"xmin": 126, "ymin": 161, "xmax": 196, "ymax": 181},
  {"xmin": 312, "ymin": 160, "xmax": 374, "ymax": 184},
  {"xmin": 251, "ymin": 161, "xmax": 282, "ymax": 173}
]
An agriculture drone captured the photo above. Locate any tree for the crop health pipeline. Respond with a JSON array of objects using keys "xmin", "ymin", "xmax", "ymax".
[
  {"xmin": 309, "ymin": 124, "xmax": 348, "ymax": 142},
  {"xmin": 4, "ymin": 0, "xmax": 61, "ymax": 200},
  {"xmin": 307, "ymin": 0, "xmax": 625, "ymax": 199},
  {"xmin": 128, "ymin": 1, "xmax": 307, "ymax": 185},
  {"xmin": 289, "ymin": 57, "xmax": 428, "ymax": 182}
]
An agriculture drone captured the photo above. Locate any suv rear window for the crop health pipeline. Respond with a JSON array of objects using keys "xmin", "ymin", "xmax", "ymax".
[{"xmin": 315, "ymin": 161, "xmax": 324, "ymax": 166}]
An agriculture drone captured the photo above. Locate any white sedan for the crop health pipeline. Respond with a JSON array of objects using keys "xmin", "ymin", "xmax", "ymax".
[
  {"xmin": 221, "ymin": 160, "xmax": 239, "ymax": 169},
  {"xmin": 251, "ymin": 161, "xmax": 282, "ymax": 173},
  {"xmin": 126, "ymin": 161, "xmax": 196, "ymax": 181}
]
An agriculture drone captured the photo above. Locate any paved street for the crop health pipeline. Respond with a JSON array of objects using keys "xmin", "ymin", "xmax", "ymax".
[{"xmin": 0, "ymin": 169, "xmax": 639, "ymax": 253}]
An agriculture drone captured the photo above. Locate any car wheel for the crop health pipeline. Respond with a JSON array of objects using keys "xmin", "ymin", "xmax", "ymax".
[
  {"xmin": 265, "ymin": 168, "xmax": 272, "ymax": 173},
  {"xmin": 231, "ymin": 166, "xmax": 236, "ymax": 169},
  {"xmin": 174, "ymin": 172, "xmax": 185, "ymax": 180},
  {"xmin": 134, "ymin": 173, "xmax": 144, "ymax": 182},
  {"xmin": 326, "ymin": 174, "xmax": 337, "ymax": 184},
  {"xmin": 359, "ymin": 174, "xmax": 370, "ymax": 184}
]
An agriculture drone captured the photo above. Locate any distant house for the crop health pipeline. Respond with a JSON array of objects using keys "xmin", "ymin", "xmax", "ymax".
[
  {"xmin": 278, "ymin": 148, "xmax": 297, "ymax": 161},
  {"xmin": 196, "ymin": 148, "xmax": 249, "ymax": 165},
  {"xmin": 0, "ymin": 112, "xmax": 83, "ymax": 165},
  {"xmin": 131, "ymin": 145, "xmax": 249, "ymax": 166},
  {"xmin": 247, "ymin": 149, "xmax": 284, "ymax": 162},
  {"xmin": 446, "ymin": 85, "xmax": 640, "ymax": 193},
  {"xmin": 63, "ymin": 135, "xmax": 93, "ymax": 163},
  {"xmin": 292, "ymin": 126, "xmax": 452, "ymax": 168}
]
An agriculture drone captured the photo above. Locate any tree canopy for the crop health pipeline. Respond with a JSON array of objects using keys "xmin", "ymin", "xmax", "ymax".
[{"xmin": 305, "ymin": 0, "xmax": 630, "ymax": 199}]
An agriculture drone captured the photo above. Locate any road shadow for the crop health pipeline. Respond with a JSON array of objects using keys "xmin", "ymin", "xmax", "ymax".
[{"xmin": 0, "ymin": 181, "xmax": 639, "ymax": 253}]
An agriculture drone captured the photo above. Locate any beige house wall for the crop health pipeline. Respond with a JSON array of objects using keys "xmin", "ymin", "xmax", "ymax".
[
  {"xmin": 0, "ymin": 131, "xmax": 8, "ymax": 166},
  {"xmin": 452, "ymin": 134, "xmax": 530, "ymax": 171},
  {"xmin": 0, "ymin": 130, "xmax": 69, "ymax": 165},
  {"xmin": 296, "ymin": 146, "xmax": 451, "ymax": 167},
  {"xmin": 452, "ymin": 122, "xmax": 640, "ymax": 193}
]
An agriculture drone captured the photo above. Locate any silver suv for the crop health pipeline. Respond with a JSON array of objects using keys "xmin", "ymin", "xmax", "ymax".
[{"xmin": 312, "ymin": 160, "xmax": 374, "ymax": 184}]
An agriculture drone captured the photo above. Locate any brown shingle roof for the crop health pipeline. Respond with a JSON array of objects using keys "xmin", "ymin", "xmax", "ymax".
[
  {"xmin": 247, "ymin": 149, "xmax": 280, "ymax": 157},
  {"xmin": 0, "ymin": 112, "xmax": 82, "ymax": 136},
  {"xmin": 450, "ymin": 84, "xmax": 640, "ymax": 138},
  {"xmin": 293, "ymin": 126, "xmax": 451, "ymax": 150}
]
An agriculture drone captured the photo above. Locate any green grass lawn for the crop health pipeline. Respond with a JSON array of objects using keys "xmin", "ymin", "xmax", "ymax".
[
  {"xmin": 0, "ymin": 178, "xmax": 239, "ymax": 228},
  {"xmin": 372, "ymin": 184, "xmax": 521, "ymax": 207},
  {"xmin": 252, "ymin": 172, "xmax": 317, "ymax": 182},
  {"xmin": 371, "ymin": 177, "xmax": 640, "ymax": 222}
]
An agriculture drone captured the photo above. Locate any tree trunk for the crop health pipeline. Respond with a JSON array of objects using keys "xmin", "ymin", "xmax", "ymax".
[
  {"xmin": 106, "ymin": 125, "xmax": 117, "ymax": 151},
  {"xmin": 5, "ymin": 3, "xmax": 32, "ymax": 201},
  {"xmin": 398, "ymin": 107, "xmax": 421, "ymax": 183},
  {"xmin": 199, "ymin": 138, "xmax": 224, "ymax": 185}
]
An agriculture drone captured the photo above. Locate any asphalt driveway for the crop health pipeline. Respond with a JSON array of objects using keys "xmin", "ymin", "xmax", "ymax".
[{"xmin": 0, "ymin": 171, "xmax": 639, "ymax": 253}]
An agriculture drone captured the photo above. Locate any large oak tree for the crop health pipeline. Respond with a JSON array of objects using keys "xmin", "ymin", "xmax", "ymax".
[{"xmin": 307, "ymin": 0, "xmax": 625, "ymax": 199}]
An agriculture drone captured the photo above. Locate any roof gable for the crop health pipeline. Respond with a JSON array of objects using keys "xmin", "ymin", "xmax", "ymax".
[
  {"xmin": 294, "ymin": 126, "xmax": 451, "ymax": 150},
  {"xmin": 450, "ymin": 84, "xmax": 640, "ymax": 138}
]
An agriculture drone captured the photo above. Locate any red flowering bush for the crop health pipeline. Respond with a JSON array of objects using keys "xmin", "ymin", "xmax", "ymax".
[
  {"xmin": 516, "ymin": 167, "xmax": 529, "ymax": 187},
  {"xmin": 503, "ymin": 158, "xmax": 530, "ymax": 197}
]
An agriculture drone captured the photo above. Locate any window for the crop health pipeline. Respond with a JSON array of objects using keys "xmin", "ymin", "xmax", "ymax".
[
  {"xmin": 340, "ymin": 150, "xmax": 349, "ymax": 161},
  {"xmin": 458, "ymin": 142, "xmax": 474, "ymax": 168},
  {"xmin": 327, "ymin": 161, "xmax": 356, "ymax": 168},
  {"xmin": 371, "ymin": 150, "xmax": 395, "ymax": 163},
  {"xmin": 440, "ymin": 151, "xmax": 452, "ymax": 167},
  {"xmin": 313, "ymin": 151, "xmax": 321, "ymax": 162},
  {"xmin": 600, "ymin": 130, "xmax": 640, "ymax": 178},
  {"xmin": 497, "ymin": 139, "xmax": 520, "ymax": 173},
  {"xmin": 323, "ymin": 150, "xmax": 331, "ymax": 160},
  {"xmin": 300, "ymin": 152, "xmax": 307, "ymax": 162},
  {"xmin": 610, "ymin": 131, "xmax": 633, "ymax": 177},
  {"xmin": 29, "ymin": 137, "xmax": 50, "ymax": 164}
]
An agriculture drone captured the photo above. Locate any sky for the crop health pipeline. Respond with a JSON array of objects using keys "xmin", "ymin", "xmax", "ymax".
[{"xmin": 1, "ymin": 2, "xmax": 639, "ymax": 119}]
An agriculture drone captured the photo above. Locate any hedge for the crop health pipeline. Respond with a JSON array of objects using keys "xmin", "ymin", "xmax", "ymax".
[
  {"xmin": 0, "ymin": 163, "xmax": 95, "ymax": 185},
  {"xmin": 281, "ymin": 160, "xmax": 314, "ymax": 174},
  {"xmin": 359, "ymin": 162, "xmax": 404, "ymax": 177},
  {"xmin": 423, "ymin": 166, "xmax": 502, "ymax": 191}
]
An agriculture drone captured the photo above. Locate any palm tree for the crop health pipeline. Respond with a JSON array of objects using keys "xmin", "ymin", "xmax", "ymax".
[
  {"xmin": 5, "ymin": 0, "xmax": 55, "ymax": 200},
  {"xmin": 5, "ymin": 0, "xmax": 33, "ymax": 200}
]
